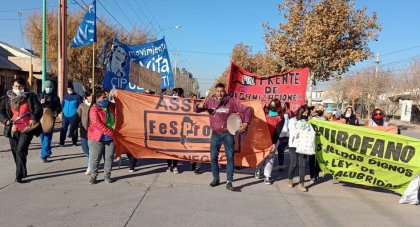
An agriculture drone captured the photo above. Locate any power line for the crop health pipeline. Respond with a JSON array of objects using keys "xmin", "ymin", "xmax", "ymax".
[
  {"xmin": 176, "ymin": 50, "xmax": 230, "ymax": 56},
  {"xmin": 113, "ymin": 0, "xmax": 135, "ymax": 29},
  {"xmin": 131, "ymin": 0, "xmax": 156, "ymax": 32},
  {"xmin": 381, "ymin": 44, "xmax": 420, "ymax": 57},
  {"xmin": 125, "ymin": 0, "xmax": 145, "ymax": 27},
  {"xmin": 97, "ymin": 0, "xmax": 129, "ymax": 33}
]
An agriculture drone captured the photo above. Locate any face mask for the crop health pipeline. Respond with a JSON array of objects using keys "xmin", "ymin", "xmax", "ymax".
[
  {"xmin": 97, "ymin": 100, "xmax": 109, "ymax": 107},
  {"xmin": 268, "ymin": 110, "xmax": 279, "ymax": 117},
  {"xmin": 284, "ymin": 113, "xmax": 289, "ymax": 120},
  {"xmin": 84, "ymin": 99, "xmax": 91, "ymax": 106},
  {"xmin": 316, "ymin": 110, "xmax": 324, "ymax": 117},
  {"xmin": 345, "ymin": 113, "xmax": 351, "ymax": 118},
  {"xmin": 13, "ymin": 88, "xmax": 24, "ymax": 95},
  {"xmin": 45, "ymin": 88, "xmax": 53, "ymax": 94},
  {"xmin": 67, "ymin": 90, "xmax": 73, "ymax": 94},
  {"xmin": 301, "ymin": 115, "xmax": 309, "ymax": 120},
  {"xmin": 268, "ymin": 105, "xmax": 277, "ymax": 111}
]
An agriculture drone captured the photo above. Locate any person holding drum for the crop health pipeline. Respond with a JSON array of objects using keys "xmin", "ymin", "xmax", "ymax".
[
  {"xmin": 194, "ymin": 83, "xmax": 252, "ymax": 191},
  {"xmin": 0, "ymin": 78, "xmax": 43, "ymax": 183},
  {"xmin": 39, "ymin": 80, "xmax": 62, "ymax": 162}
]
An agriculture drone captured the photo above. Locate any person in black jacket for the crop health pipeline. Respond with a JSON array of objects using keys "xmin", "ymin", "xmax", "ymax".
[
  {"xmin": 343, "ymin": 106, "xmax": 359, "ymax": 126},
  {"xmin": 39, "ymin": 80, "xmax": 62, "ymax": 162},
  {"xmin": 0, "ymin": 78, "xmax": 43, "ymax": 183}
]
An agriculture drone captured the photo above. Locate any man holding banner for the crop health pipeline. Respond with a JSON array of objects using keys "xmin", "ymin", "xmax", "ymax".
[{"xmin": 194, "ymin": 83, "xmax": 253, "ymax": 191}]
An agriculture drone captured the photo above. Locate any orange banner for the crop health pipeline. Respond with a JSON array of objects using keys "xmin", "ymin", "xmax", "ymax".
[{"xmin": 113, "ymin": 90, "xmax": 273, "ymax": 167}]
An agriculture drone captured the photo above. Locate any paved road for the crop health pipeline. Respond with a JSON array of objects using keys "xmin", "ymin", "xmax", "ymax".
[{"xmin": 0, "ymin": 130, "xmax": 419, "ymax": 227}]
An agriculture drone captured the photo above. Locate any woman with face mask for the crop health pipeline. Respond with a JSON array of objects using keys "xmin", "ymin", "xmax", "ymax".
[
  {"xmin": 368, "ymin": 108, "xmax": 389, "ymax": 127},
  {"xmin": 0, "ymin": 78, "xmax": 43, "ymax": 183},
  {"xmin": 255, "ymin": 99, "xmax": 283, "ymax": 184},
  {"xmin": 287, "ymin": 105, "xmax": 312, "ymax": 192},
  {"xmin": 38, "ymin": 80, "xmax": 62, "ymax": 162},
  {"xmin": 343, "ymin": 106, "xmax": 359, "ymax": 126},
  {"xmin": 87, "ymin": 89, "xmax": 116, "ymax": 184}
]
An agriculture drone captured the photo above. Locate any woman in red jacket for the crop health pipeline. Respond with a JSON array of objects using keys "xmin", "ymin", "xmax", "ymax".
[{"xmin": 88, "ymin": 89, "xmax": 116, "ymax": 184}]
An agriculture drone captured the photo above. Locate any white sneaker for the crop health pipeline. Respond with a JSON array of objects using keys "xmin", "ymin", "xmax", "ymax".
[
  {"xmin": 173, "ymin": 167, "xmax": 180, "ymax": 174},
  {"xmin": 85, "ymin": 169, "xmax": 91, "ymax": 175},
  {"xmin": 128, "ymin": 169, "xmax": 135, "ymax": 173}
]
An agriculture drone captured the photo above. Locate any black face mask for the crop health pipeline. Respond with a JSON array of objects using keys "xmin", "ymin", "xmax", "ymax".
[
  {"xmin": 300, "ymin": 115, "xmax": 309, "ymax": 120},
  {"xmin": 316, "ymin": 110, "xmax": 324, "ymax": 116}
]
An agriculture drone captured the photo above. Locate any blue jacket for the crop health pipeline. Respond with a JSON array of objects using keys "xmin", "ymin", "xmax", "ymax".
[{"xmin": 62, "ymin": 93, "xmax": 82, "ymax": 118}]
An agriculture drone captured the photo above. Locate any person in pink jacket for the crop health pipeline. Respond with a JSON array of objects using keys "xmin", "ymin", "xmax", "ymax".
[
  {"xmin": 194, "ymin": 83, "xmax": 252, "ymax": 191},
  {"xmin": 88, "ymin": 89, "xmax": 116, "ymax": 184}
]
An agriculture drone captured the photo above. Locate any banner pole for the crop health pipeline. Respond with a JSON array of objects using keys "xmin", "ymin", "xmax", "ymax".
[
  {"xmin": 92, "ymin": 42, "xmax": 95, "ymax": 92},
  {"xmin": 41, "ymin": 0, "xmax": 47, "ymax": 91}
]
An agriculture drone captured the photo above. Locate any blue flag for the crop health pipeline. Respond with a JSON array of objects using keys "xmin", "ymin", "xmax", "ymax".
[
  {"xmin": 103, "ymin": 38, "xmax": 174, "ymax": 91},
  {"xmin": 70, "ymin": 0, "xmax": 96, "ymax": 47}
]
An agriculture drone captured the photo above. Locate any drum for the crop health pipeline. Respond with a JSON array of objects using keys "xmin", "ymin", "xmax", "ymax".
[
  {"xmin": 227, "ymin": 113, "xmax": 242, "ymax": 135},
  {"xmin": 40, "ymin": 108, "xmax": 54, "ymax": 133}
]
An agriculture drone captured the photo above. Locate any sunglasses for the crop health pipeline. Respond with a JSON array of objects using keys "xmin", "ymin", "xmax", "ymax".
[{"xmin": 373, "ymin": 112, "xmax": 383, "ymax": 116}]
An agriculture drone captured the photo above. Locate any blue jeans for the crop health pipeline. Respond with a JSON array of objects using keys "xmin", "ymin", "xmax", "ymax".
[
  {"xmin": 60, "ymin": 115, "xmax": 78, "ymax": 145},
  {"xmin": 40, "ymin": 131, "xmax": 54, "ymax": 159},
  {"xmin": 81, "ymin": 137, "xmax": 91, "ymax": 169},
  {"xmin": 210, "ymin": 131, "xmax": 235, "ymax": 182}
]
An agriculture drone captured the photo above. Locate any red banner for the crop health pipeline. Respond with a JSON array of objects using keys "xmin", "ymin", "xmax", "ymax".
[{"xmin": 227, "ymin": 63, "xmax": 309, "ymax": 112}]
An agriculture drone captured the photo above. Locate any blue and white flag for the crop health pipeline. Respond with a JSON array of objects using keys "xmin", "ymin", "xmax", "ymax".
[
  {"xmin": 103, "ymin": 38, "xmax": 174, "ymax": 91},
  {"xmin": 70, "ymin": 0, "xmax": 96, "ymax": 47}
]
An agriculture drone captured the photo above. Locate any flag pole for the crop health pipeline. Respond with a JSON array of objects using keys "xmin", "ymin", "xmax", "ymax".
[{"xmin": 92, "ymin": 42, "xmax": 95, "ymax": 92}]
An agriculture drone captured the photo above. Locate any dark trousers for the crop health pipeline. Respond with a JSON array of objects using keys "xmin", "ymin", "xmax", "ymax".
[
  {"xmin": 308, "ymin": 155, "xmax": 320, "ymax": 179},
  {"xmin": 167, "ymin": 160, "xmax": 178, "ymax": 168},
  {"xmin": 210, "ymin": 131, "xmax": 234, "ymax": 182},
  {"xmin": 126, "ymin": 153, "xmax": 138, "ymax": 170},
  {"xmin": 60, "ymin": 115, "xmax": 78, "ymax": 145},
  {"xmin": 277, "ymin": 137, "xmax": 288, "ymax": 166},
  {"xmin": 9, "ymin": 132, "xmax": 34, "ymax": 180},
  {"xmin": 287, "ymin": 147, "xmax": 306, "ymax": 183}
]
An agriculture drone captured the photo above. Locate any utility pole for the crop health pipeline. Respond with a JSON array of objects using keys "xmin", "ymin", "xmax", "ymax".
[
  {"xmin": 58, "ymin": 0, "xmax": 68, "ymax": 102},
  {"xmin": 375, "ymin": 53, "xmax": 380, "ymax": 77},
  {"xmin": 57, "ymin": 0, "xmax": 62, "ymax": 100},
  {"xmin": 307, "ymin": 71, "xmax": 314, "ymax": 106},
  {"xmin": 41, "ymin": 0, "xmax": 47, "ymax": 91}
]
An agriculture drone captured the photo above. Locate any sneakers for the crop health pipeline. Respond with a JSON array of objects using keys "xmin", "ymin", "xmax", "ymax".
[
  {"xmin": 104, "ymin": 175, "xmax": 113, "ymax": 183},
  {"xmin": 166, "ymin": 167, "xmax": 173, "ymax": 172},
  {"xmin": 298, "ymin": 183, "xmax": 308, "ymax": 192},
  {"xmin": 173, "ymin": 167, "xmax": 180, "ymax": 174},
  {"xmin": 41, "ymin": 158, "xmax": 48, "ymax": 163},
  {"xmin": 194, "ymin": 168, "xmax": 200, "ymax": 175},
  {"xmin": 59, "ymin": 142, "xmax": 65, "ymax": 146},
  {"xmin": 287, "ymin": 179, "xmax": 293, "ymax": 188},
  {"xmin": 254, "ymin": 169, "xmax": 262, "ymax": 179},
  {"xmin": 264, "ymin": 177, "xmax": 273, "ymax": 185},
  {"xmin": 85, "ymin": 169, "xmax": 91, "ymax": 175},
  {"xmin": 209, "ymin": 179, "xmax": 220, "ymax": 187},
  {"xmin": 309, "ymin": 178, "xmax": 316, "ymax": 185},
  {"xmin": 226, "ymin": 182, "xmax": 234, "ymax": 191},
  {"xmin": 128, "ymin": 169, "xmax": 135, "ymax": 173},
  {"xmin": 89, "ymin": 177, "xmax": 97, "ymax": 184}
]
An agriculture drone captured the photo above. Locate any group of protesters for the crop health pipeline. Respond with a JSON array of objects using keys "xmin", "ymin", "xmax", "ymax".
[{"xmin": 0, "ymin": 78, "xmax": 392, "ymax": 191}]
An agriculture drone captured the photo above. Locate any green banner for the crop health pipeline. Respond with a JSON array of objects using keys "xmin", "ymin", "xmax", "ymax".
[{"xmin": 310, "ymin": 120, "xmax": 420, "ymax": 195}]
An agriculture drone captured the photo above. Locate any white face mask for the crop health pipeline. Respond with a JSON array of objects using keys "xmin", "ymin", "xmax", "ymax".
[
  {"xmin": 67, "ymin": 90, "xmax": 74, "ymax": 94},
  {"xmin": 84, "ymin": 99, "xmax": 91, "ymax": 106},
  {"xmin": 345, "ymin": 113, "xmax": 351, "ymax": 118},
  {"xmin": 13, "ymin": 88, "xmax": 24, "ymax": 95}
]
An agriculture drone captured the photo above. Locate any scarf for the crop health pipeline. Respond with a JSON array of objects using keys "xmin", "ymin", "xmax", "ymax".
[{"xmin": 7, "ymin": 90, "xmax": 29, "ymax": 110}]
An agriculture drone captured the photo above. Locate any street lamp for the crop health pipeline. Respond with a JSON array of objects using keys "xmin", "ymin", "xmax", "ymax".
[{"xmin": 156, "ymin": 25, "xmax": 182, "ymax": 36}]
